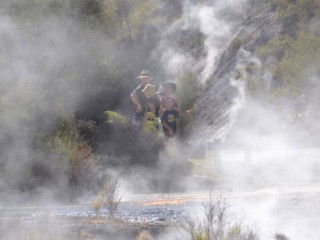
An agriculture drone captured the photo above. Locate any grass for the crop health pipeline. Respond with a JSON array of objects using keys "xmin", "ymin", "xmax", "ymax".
[
  {"xmin": 92, "ymin": 177, "xmax": 122, "ymax": 218},
  {"xmin": 181, "ymin": 195, "xmax": 259, "ymax": 240}
]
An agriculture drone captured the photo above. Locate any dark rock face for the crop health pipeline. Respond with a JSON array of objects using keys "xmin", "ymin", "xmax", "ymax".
[{"xmin": 190, "ymin": 1, "xmax": 286, "ymax": 141}]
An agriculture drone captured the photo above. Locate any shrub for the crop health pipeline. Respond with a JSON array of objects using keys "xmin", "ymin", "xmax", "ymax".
[
  {"xmin": 93, "ymin": 177, "xmax": 121, "ymax": 218},
  {"xmin": 176, "ymin": 71, "xmax": 200, "ymax": 138},
  {"xmin": 105, "ymin": 110, "xmax": 128, "ymax": 125},
  {"xmin": 52, "ymin": 114, "xmax": 94, "ymax": 169},
  {"xmin": 181, "ymin": 195, "xmax": 259, "ymax": 240},
  {"xmin": 273, "ymin": 0, "xmax": 320, "ymax": 26},
  {"xmin": 257, "ymin": 32, "xmax": 320, "ymax": 98},
  {"xmin": 274, "ymin": 233, "xmax": 290, "ymax": 240},
  {"xmin": 177, "ymin": 71, "xmax": 200, "ymax": 111}
]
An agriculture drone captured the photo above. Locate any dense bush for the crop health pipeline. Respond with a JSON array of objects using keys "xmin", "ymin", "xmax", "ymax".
[{"xmin": 257, "ymin": 1, "xmax": 320, "ymax": 98}]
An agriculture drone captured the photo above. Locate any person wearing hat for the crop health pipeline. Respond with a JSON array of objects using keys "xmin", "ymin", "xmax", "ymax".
[
  {"xmin": 131, "ymin": 70, "xmax": 154, "ymax": 123},
  {"xmin": 142, "ymin": 84, "xmax": 161, "ymax": 120},
  {"xmin": 158, "ymin": 81, "xmax": 180, "ymax": 116}
]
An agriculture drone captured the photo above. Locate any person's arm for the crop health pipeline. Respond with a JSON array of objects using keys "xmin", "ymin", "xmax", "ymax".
[
  {"xmin": 159, "ymin": 105, "xmax": 164, "ymax": 117},
  {"xmin": 161, "ymin": 118, "xmax": 173, "ymax": 136},
  {"xmin": 131, "ymin": 92, "xmax": 142, "ymax": 113}
]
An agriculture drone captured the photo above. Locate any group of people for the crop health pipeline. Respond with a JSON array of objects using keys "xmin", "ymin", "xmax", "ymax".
[{"xmin": 131, "ymin": 70, "xmax": 180, "ymax": 139}]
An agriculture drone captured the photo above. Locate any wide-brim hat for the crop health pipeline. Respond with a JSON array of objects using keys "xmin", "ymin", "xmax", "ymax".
[
  {"xmin": 142, "ymin": 84, "xmax": 157, "ymax": 97},
  {"xmin": 137, "ymin": 70, "xmax": 152, "ymax": 79},
  {"xmin": 162, "ymin": 81, "xmax": 177, "ymax": 92}
]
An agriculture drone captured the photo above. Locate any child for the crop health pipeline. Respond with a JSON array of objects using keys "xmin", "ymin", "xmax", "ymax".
[
  {"xmin": 161, "ymin": 97, "xmax": 179, "ymax": 139},
  {"xmin": 158, "ymin": 81, "xmax": 180, "ymax": 116}
]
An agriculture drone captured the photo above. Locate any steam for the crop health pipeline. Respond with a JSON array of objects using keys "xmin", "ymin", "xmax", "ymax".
[
  {"xmin": 0, "ymin": 2, "xmax": 119, "ymax": 205},
  {"xmin": 185, "ymin": 1, "xmax": 245, "ymax": 83},
  {"xmin": 152, "ymin": 0, "xmax": 320, "ymax": 239},
  {"xmin": 1, "ymin": 0, "xmax": 320, "ymax": 239},
  {"xmin": 157, "ymin": 0, "xmax": 249, "ymax": 83}
]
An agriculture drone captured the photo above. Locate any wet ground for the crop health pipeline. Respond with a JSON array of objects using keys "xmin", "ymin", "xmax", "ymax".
[
  {"xmin": 1, "ymin": 186, "xmax": 320, "ymax": 240},
  {"xmin": 0, "ymin": 200, "xmax": 186, "ymax": 239},
  {"xmin": 1, "ymin": 148, "xmax": 320, "ymax": 239}
]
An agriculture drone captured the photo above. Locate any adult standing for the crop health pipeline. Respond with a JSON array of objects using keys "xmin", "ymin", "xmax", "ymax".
[{"xmin": 131, "ymin": 70, "xmax": 153, "ymax": 124}]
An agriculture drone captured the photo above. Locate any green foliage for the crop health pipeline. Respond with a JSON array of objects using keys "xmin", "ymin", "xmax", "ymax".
[
  {"xmin": 177, "ymin": 106, "xmax": 197, "ymax": 138},
  {"xmin": 190, "ymin": 230, "xmax": 209, "ymax": 240},
  {"xmin": 100, "ymin": 0, "xmax": 159, "ymax": 40},
  {"xmin": 2, "ymin": 0, "xmax": 165, "ymax": 42},
  {"xmin": 183, "ymin": 196, "xmax": 258, "ymax": 240},
  {"xmin": 257, "ymin": 35, "xmax": 295, "ymax": 59},
  {"xmin": 257, "ymin": 0, "xmax": 320, "ymax": 99},
  {"xmin": 274, "ymin": 32, "xmax": 320, "ymax": 82},
  {"xmin": 51, "ymin": 114, "xmax": 94, "ymax": 169},
  {"xmin": 273, "ymin": 0, "xmax": 320, "ymax": 27},
  {"xmin": 176, "ymin": 72, "xmax": 200, "ymax": 138},
  {"xmin": 2, "ymin": 0, "xmax": 69, "ymax": 22},
  {"xmin": 228, "ymin": 223, "xmax": 242, "ymax": 237},
  {"xmin": 105, "ymin": 110, "xmax": 128, "ymax": 125},
  {"xmin": 99, "ymin": 0, "xmax": 135, "ymax": 38},
  {"xmin": 264, "ymin": 0, "xmax": 320, "ymax": 97},
  {"xmin": 143, "ymin": 114, "xmax": 163, "ymax": 138},
  {"xmin": 227, "ymin": 222, "xmax": 258, "ymax": 240},
  {"xmin": 257, "ymin": 32, "xmax": 320, "ymax": 97},
  {"xmin": 129, "ymin": 0, "xmax": 158, "ymax": 38},
  {"xmin": 177, "ymin": 71, "xmax": 200, "ymax": 111},
  {"xmin": 0, "ymin": 0, "xmax": 180, "ymax": 196}
]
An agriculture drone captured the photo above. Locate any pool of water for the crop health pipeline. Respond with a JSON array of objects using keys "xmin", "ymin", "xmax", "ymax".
[
  {"xmin": 0, "ymin": 202, "xmax": 188, "ymax": 225},
  {"xmin": 1, "ymin": 188, "xmax": 320, "ymax": 240}
]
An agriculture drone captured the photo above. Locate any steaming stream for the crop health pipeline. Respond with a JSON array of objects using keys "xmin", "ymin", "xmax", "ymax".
[
  {"xmin": 1, "ymin": 188, "xmax": 320, "ymax": 239},
  {"xmin": 1, "ymin": 1, "xmax": 319, "ymax": 239},
  {"xmin": 2, "ymin": 149, "xmax": 320, "ymax": 239}
]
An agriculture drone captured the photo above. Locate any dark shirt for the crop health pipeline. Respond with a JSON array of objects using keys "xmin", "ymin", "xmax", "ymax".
[
  {"xmin": 132, "ymin": 84, "xmax": 147, "ymax": 120},
  {"xmin": 161, "ymin": 109, "xmax": 179, "ymax": 136}
]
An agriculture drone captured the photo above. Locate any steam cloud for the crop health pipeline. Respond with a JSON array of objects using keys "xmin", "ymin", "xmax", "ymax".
[{"xmin": 1, "ymin": 0, "xmax": 320, "ymax": 240}]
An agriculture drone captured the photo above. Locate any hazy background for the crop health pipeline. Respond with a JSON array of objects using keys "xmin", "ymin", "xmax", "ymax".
[
  {"xmin": 1, "ymin": 0, "xmax": 320, "ymax": 239},
  {"xmin": 0, "ymin": 0, "xmax": 253, "ymax": 203}
]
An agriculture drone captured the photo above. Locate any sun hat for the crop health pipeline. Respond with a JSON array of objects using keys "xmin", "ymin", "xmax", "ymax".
[
  {"xmin": 137, "ymin": 70, "xmax": 152, "ymax": 79},
  {"xmin": 142, "ymin": 84, "xmax": 157, "ymax": 98},
  {"xmin": 162, "ymin": 81, "xmax": 177, "ymax": 92}
]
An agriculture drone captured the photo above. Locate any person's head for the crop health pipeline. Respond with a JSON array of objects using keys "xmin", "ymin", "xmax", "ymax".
[
  {"xmin": 137, "ymin": 70, "xmax": 153, "ymax": 87},
  {"xmin": 142, "ymin": 84, "xmax": 157, "ymax": 99},
  {"xmin": 162, "ymin": 82, "xmax": 177, "ymax": 96},
  {"xmin": 164, "ymin": 97, "xmax": 175, "ymax": 109}
]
